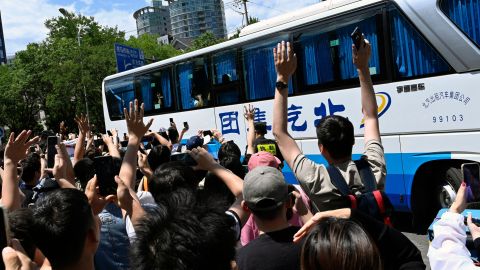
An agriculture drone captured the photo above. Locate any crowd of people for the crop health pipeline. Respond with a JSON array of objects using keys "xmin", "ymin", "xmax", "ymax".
[{"xmin": 0, "ymin": 37, "xmax": 476, "ymax": 270}]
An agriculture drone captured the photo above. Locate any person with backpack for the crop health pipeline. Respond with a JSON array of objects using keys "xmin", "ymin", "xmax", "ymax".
[{"xmin": 272, "ymin": 37, "xmax": 387, "ymax": 217}]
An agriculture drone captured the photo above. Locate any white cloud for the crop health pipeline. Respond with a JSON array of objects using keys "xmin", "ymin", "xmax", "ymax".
[
  {"xmin": 224, "ymin": 0, "xmax": 318, "ymax": 35},
  {"xmin": 80, "ymin": 0, "xmax": 93, "ymax": 6},
  {"xmin": 0, "ymin": 0, "xmax": 75, "ymax": 55},
  {"xmin": 93, "ymin": 9, "xmax": 137, "ymax": 35}
]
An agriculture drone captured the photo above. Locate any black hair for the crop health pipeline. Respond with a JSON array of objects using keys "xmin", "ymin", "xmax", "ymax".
[
  {"xmin": 147, "ymin": 145, "xmax": 171, "ymax": 171},
  {"xmin": 218, "ymin": 141, "xmax": 241, "ymax": 161},
  {"xmin": 131, "ymin": 200, "xmax": 237, "ymax": 270},
  {"xmin": 8, "ymin": 208, "xmax": 36, "ymax": 260},
  {"xmin": 254, "ymin": 122, "xmax": 267, "ymax": 136},
  {"xmin": 203, "ymin": 173, "xmax": 235, "ymax": 210},
  {"xmin": 168, "ymin": 127, "xmax": 179, "ymax": 144},
  {"xmin": 250, "ymin": 204, "xmax": 284, "ymax": 221},
  {"xmin": 315, "ymin": 115, "xmax": 354, "ymax": 160},
  {"xmin": 73, "ymin": 158, "xmax": 95, "ymax": 191},
  {"xmin": 32, "ymin": 189, "xmax": 95, "ymax": 269},
  {"xmin": 301, "ymin": 218, "xmax": 382, "ymax": 270},
  {"xmin": 149, "ymin": 162, "xmax": 198, "ymax": 204},
  {"xmin": 20, "ymin": 153, "xmax": 41, "ymax": 184}
]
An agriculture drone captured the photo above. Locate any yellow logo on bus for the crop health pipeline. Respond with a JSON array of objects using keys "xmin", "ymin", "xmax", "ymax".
[{"xmin": 360, "ymin": 92, "xmax": 391, "ymax": 128}]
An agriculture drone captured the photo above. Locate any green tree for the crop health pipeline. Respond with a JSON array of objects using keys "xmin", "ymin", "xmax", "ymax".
[
  {"xmin": 188, "ymin": 32, "xmax": 224, "ymax": 51},
  {"xmin": 124, "ymin": 34, "xmax": 181, "ymax": 62}
]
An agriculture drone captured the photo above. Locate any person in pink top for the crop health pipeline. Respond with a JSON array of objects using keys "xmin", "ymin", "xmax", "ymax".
[{"xmin": 241, "ymin": 151, "xmax": 313, "ymax": 246}]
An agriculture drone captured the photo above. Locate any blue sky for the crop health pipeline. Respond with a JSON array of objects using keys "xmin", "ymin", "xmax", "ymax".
[{"xmin": 0, "ymin": 0, "xmax": 320, "ymax": 56}]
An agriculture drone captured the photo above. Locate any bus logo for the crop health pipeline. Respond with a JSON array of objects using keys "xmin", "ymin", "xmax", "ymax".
[{"xmin": 360, "ymin": 92, "xmax": 392, "ymax": 128}]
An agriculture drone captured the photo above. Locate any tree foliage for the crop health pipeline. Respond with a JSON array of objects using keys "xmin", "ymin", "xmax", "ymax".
[
  {"xmin": 188, "ymin": 32, "xmax": 224, "ymax": 52},
  {"xmin": 0, "ymin": 10, "xmax": 181, "ymax": 138}
]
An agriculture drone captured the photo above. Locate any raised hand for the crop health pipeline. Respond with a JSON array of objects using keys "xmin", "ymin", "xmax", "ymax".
[
  {"xmin": 449, "ymin": 182, "xmax": 467, "ymax": 214},
  {"xmin": 123, "ymin": 99, "xmax": 153, "ymax": 143},
  {"xmin": 467, "ymin": 213, "xmax": 480, "ymax": 240},
  {"xmin": 2, "ymin": 239, "xmax": 37, "ymax": 270},
  {"xmin": 189, "ymin": 147, "xmax": 217, "ymax": 171},
  {"xmin": 244, "ymin": 104, "xmax": 255, "ymax": 121},
  {"xmin": 102, "ymin": 134, "xmax": 114, "ymax": 146},
  {"xmin": 85, "ymin": 175, "xmax": 116, "ymax": 215},
  {"xmin": 273, "ymin": 41, "xmax": 297, "ymax": 83},
  {"xmin": 352, "ymin": 35, "xmax": 371, "ymax": 71},
  {"xmin": 293, "ymin": 208, "xmax": 351, "ymax": 243},
  {"xmin": 74, "ymin": 114, "xmax": 90, "ymax": 137},
  {"xmin": 4, "ymin": 131, "xmax": 39, "ymax": 163}
]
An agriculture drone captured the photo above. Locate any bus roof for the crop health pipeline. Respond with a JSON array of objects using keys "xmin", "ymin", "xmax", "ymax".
[{"xmin": 104, "ymin": 0, "xmax": 385, "ymax": 83}]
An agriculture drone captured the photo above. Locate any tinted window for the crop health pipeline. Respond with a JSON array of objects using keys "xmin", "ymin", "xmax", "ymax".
[
  {"xmin": 296, "ymin": 15, "xmax": 381, "ymax": 91},
  {"xmin": 135, "ymin": 68, "xmax": 174, "ymax": 115},
  {"xmin": 389, "ymin": 8, "xmax": 450, "ymax": 78},
  {"xmin": 441, "ymin": 0, "xmax": 480, "ymax": 48},
  {"xmin": 105, "ymin": 77, "xmax": 135, "ymax": 120},
  {"xmin": 243, "ymin": 36, "xmax": 291, "ymax": 101},
  {"xmin": 212, "ymin": 50, "xmax": 241, "ymax": 105},
  {"xmin": 176, "ymin": 58, "xmax": 211, "ymax": 110}
]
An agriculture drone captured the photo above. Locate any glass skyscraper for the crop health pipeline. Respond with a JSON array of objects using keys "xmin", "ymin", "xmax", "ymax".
[
  {"xmin": 134, "ymin": 1, "xmax": 171, "ymax": 37},
  {"xmin": 169, "ymin": 0, "xmax": 227, "ymax": 44}
]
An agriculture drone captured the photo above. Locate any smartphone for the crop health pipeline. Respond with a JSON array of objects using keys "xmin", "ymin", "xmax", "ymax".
[
  {"xmin": 120, "ymin": 141, "xmax": 128, "ymax": 148},
  {"xmin": 141, "ymin": 136, "xmax": 153, "ymax": 143},
  {"xmin": 203, "ymin": 130, "xmax": 213, "ymax": 137},
  {"xmin": 169, "ymin": 118, "xmax": 174, "ymax": 124},
  {"xmin": 350, "ymin": 26, "xmax": 363, "ymax": 50},
  {"xmin": 47, "ymin": 136, "xmax": 59, "ymax": 168},
  {"xmin": 170, "ymin": 153, "xmax": 197, "ymax": 166},
  {"xmin": 94, "ymin": 156, "xmax": 117, "ymax": 196},
  {"xmin": 94, "ymin": 139, "xmax": 105, "ymax": 147},
  {"xmin": 107, "ymin": 130, "xmax": 113, "ymax": 136},
  {"xmin": 462, "ymin": 163, "xmax": 480, "ymax": 202},
  {"xmin": 184, "ymin": 122, "xmax": 189, "ymax": 130},
  {"xmin": 0, "ymin": 206, "xmax": 11, "ymax": 270}
]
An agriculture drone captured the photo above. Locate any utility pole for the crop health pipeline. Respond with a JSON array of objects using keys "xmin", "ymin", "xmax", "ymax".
[{"xmin": 242, "ymin": 0, "xmax": 249, "ymax": 25}]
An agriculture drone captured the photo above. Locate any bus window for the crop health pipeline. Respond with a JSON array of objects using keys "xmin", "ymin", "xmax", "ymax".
[
  {"xmin": 296, "ymin": 16, "xmax": 381, "ymax": 92},
  {"xmin": 212, "ymin": 50, "xmax": 241, "ymax": 105},
  {"xmin": 176, "ymin": 58, "xmax": 211, "ymax": 110},
  {"xmin": 104, "ymin": 76, "xmax": 135, "ymax": 120},
  {"xmin": 389, "ymin": 8, "xmax": 450, "ymax": 79},
  {"xmin": 243, "ymin": 37, "xmax": 291, "ymax": 101},
  {"xmin": 134, "ymin": 69, "xmax": 174, "ymax": 115},
  {"xmin": 440, "ymin": 0, "xmax": 480, "ymax": 48}
]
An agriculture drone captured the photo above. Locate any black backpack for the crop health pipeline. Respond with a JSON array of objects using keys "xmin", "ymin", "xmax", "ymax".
[{"xmin": 326, "ymin": 159, "xmax": 394, "ymax": 226}]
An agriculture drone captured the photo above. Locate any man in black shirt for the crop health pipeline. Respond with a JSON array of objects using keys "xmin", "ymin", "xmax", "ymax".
[{"xmin": 236, "ymin": 166, "xmax": 303, "ymax": 270}]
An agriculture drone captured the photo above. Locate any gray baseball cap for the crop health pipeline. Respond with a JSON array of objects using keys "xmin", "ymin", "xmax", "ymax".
[{"xmin": 243, "ymin": 166, "xmax": 288, "ymax": 212}]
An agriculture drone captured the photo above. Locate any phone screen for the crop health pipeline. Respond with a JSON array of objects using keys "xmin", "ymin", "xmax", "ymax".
[
  {"xmin": 94, "ymin": 139, "xmax": 104, "ymax": 147},
  {"xmin": 350, "ymin": 26, "xmax": 362, "ymax": 50},
  {"xmin": 47, "ymin": 136, "xmax": 59, "ymax": 168},
  {"xmin": 170, "ymin": 153, "xmax": 197, "ymax": 166},
  {"xmin": 94, "ymin": 156, "xmax": 117, "ymax": 196},
  {"xmin": 184, "ymin": 122, "xmax": 189, "ymax": 130},
  {"xmin": 463, "ymin": 163, "xmax": 480, "ymax": 202}
]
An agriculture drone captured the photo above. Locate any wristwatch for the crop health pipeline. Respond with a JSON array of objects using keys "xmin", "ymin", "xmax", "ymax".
[{"xmin": 275, "ymin": 81, "xmax": 288, "ymax": 90}]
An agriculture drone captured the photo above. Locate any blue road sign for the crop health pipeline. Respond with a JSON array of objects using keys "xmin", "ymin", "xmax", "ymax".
[{"xmin": 114, "ymin": 43, "xmax": 145, "ymax": 73}]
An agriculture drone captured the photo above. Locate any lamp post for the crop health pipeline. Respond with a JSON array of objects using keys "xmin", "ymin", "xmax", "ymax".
[{"xmin": 59, "ymin": 8, "xmax": 90, "ymax": 124}]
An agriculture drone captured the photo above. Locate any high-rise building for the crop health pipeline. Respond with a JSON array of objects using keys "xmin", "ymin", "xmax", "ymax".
[
  {"xmin": 0, "ymin": 11, "xmax": 7, "ymax": 64},
  {"xmin": 134, "ymin": 0, "xmax": 171, "ymax": 37},
  {"xmin": 169, "ymin": 0, "xmax": 227, "ymax": 45}
]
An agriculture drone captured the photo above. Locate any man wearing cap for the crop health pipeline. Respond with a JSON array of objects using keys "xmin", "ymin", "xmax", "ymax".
[{"xmin": 236, "ymin": 166, "xmax": 303, "ymax": 270}]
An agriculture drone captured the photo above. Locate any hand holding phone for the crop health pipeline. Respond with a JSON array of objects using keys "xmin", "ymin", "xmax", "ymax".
[
  {"xmin": 170, "ymin": 153, "xmax": 197, "ymax": 166},
  {"xmin": 350, "ymin": 26, "xmax": 363, "ymax": 50},
  {"xmin": 94, "ymin": 156, "xmax": 118, "ymax": 196},
  {"xmin": 47, "ymin": 136, "xmax": 59, "ymax": 168},
  {"xmin": 462, "ymin": 163, "xmax": 480, "ymax": 202},
  {"xmin": 183, "ymin": 122, "xmax": 189, "ymax": 131}
]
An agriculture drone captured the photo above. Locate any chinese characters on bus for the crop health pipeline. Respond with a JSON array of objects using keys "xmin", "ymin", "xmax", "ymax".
[{"xmin": 218, "ymin": 99, "xmax": 346, "ymax": 135}]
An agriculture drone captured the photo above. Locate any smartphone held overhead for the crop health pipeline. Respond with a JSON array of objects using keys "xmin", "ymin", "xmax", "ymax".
[
  {"xmin": 350, "ymin": 26, "xmax": 363, "ymax": 50},
  {"xmin": 462, "ymin": 162, "xmax": 480, "ymax": 202},
  {"xmin": 94, "ymin": 156, "xmax": 118, "ymax": 196},
  {"xmin": 47, "ymin": 136, "xmax": 59, "ymax": 168}
]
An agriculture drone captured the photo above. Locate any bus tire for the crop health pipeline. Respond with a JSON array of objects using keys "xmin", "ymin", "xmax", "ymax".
[
  {"xmin": 436, "ymin": 167, "xmax": 462, "ymax": 209},
  {"xmin": 412, "ymin": 164, "xmax": 462, "ymax": 233}
]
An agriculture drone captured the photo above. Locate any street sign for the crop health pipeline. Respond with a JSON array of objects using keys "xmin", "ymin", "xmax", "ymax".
[{"xmin": 114, "ymin": 43, "xmax": 145, "ymax": 73}]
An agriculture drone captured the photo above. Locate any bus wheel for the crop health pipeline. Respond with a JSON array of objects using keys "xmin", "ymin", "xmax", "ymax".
[{"xmin": 436, "ymin": 167, "xmax": 462, "ymax": 209}]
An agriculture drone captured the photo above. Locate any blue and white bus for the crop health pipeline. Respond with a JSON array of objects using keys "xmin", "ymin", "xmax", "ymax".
[{"xmin": 102, "ymin": 0, "xmax": 480, "ymax": 230}]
